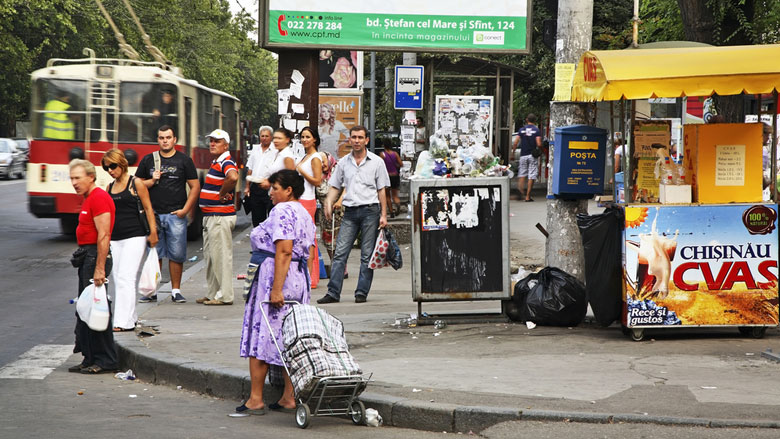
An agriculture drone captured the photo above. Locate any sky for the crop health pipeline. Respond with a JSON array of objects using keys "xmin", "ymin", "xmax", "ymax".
[{"xmin": 229, "ymin": 0, "xmax": 259, "ymax": 40}]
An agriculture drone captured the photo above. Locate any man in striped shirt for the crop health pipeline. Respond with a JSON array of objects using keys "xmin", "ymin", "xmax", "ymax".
[{"xmin": 197, "ymin": 129, "xmax": 239, "ymax": 305}]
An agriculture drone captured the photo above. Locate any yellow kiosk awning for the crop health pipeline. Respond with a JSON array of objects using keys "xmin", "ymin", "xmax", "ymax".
[{"xmin": 571, "ymin": 44, "xmax": 780, "ymax": 102}]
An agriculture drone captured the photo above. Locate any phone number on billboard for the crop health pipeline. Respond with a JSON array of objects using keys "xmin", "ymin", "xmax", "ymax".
[{"xmin": 285, "ymin": 20, "xmax": 343, "ymax": 31}]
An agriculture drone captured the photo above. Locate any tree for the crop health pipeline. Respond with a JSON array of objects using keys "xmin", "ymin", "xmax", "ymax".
[{"xmin": 0, "ymin": 0, "xmax": 107, "ymax": 136}]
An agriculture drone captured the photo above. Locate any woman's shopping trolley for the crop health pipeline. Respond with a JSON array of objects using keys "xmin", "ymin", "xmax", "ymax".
[{"xmin": 261, "ymin": 301, "xmax": 370, "ymax": 428}]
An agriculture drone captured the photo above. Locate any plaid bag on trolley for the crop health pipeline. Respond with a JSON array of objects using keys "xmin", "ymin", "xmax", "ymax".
[{"xmin": 281, "ymin": 304, "xmax": 362, "ymax": 398}]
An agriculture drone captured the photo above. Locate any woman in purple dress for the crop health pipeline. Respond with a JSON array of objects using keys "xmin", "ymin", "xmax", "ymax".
[{"xmin": 237, "ymin": 169, "xmax": 315, "ymax": 415}]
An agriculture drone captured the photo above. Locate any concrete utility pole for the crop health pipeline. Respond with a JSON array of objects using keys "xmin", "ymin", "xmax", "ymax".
[{"xmin": 545, "ymin": 0, "xmax": 594, "ymax": 282}]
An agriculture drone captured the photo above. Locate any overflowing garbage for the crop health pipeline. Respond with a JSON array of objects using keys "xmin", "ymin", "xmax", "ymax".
[
  {"xmin": 412, "ymin": 131, "xmax": 512, "ymax": 178},
  {"xmin": 511, "ymin": 267, "xmax": 588, "ymax": 327}
]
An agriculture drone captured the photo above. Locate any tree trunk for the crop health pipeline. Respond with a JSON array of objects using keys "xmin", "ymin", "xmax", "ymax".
[{"xmin": 677, "ymin": 0, "xmax": 715, "ymax": 42}]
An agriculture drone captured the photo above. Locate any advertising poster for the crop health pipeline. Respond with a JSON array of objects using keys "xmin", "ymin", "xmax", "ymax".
[
  {"xmin": 634, "ymin": 158, "xmax": 661, "ymax": 203},
  {"xmin": 623, "ymin": 205, "xmax": 779, "ymax": 327},
  {"xmin": 633, "ymin": 120, "xmax": 671, "ymax": 158},
  {"xmin": 318, "ymin": 50, "xmax": 363, "ymax": 90},
  {"xmin": 264, "ymin": 1, "xmax": 530, "ymax": 53},
  {"xmin": 435, "ymin": 95, "xmax": 493, "ymax": 150},
  {"xmin": 318, "ymin": 95, "xmax": 361, "ymax": 158}
]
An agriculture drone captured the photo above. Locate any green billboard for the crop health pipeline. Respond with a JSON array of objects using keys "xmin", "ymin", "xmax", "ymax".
[{"xmin": 261, "ymin": 1, "xmax": 531, "ymax": 54}]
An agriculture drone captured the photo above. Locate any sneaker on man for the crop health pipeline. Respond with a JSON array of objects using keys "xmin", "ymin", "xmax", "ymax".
[
  {"xmin": 139, "ymin": 295, "xmax": 157, "ymax": 303},
  {"xmin": 171, "ymin": 292, "xmax": 187, "ymax": 303}
]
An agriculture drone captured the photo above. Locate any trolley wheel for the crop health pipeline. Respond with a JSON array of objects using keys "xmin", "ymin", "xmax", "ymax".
[
  {"xmin": 295, "ymin": 404, "xmax": 311, "ymax": 429},
  {"xmin": 630, "ymin": 328, "xmax": 645, "ymax": 342},
  {"xmin": 350, "ymin": 400, "xmax": 366, "ymax": 425},
  {"xmin": 739, "ymin": 326, "xmax": 767, "ymax": 339}
]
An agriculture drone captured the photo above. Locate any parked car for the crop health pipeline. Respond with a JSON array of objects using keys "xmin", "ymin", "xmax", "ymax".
[
  {"xmin": 13, "ymin": 138, "xmax": 29, "ymax": 162},
  {"xmin": 0, "ymin": 138, "xmax": 26, "ymax": 179}
]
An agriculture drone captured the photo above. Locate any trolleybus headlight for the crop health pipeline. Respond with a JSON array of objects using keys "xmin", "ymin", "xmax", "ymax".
[
  {"xmin": 124, "ymin": 149, "xmax": 138, "ymax": 166},
  {"xmin": 68, "ymin": 147, "xmax": 84, "ymax": 160}
]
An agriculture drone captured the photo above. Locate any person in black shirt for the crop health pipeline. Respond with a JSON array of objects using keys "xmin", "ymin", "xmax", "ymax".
[
  {"xmin": 103, "ymin": 149, "xmax": 158, "ymax": 331},
  {"xmin": 135, "ymin": 125, "xmax": 200, "ymax": 303}
]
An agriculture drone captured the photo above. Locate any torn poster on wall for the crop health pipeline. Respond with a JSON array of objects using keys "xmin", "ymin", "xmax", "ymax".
[
  {"xmin": 450, "ymin": 191, "xmax": 479, "ymax": 228},
  {"xmin": 421, "ymin": 188, "xmax": 483, "ymax": 231},
  {"xmin": 421, "ymin": 189, "xmax": 449, "ymax": 231}
]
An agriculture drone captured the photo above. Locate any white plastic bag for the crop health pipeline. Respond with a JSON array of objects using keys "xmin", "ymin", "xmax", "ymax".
[
  {"xmin": 138, "ymin": 247, "xmax": 161, "ymax": 297},
  {"xmin": 368, "ymin": 229, "xmax": 390, "ymax": 270},
  {"xmin": 76, "ymin": 282, "xmax": 110, "ymax": 331}
]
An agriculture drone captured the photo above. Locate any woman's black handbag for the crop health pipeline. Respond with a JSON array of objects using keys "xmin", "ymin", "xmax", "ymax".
[{"xmin": 128, "ymin": 176, "xmax": 159, "ymax": 235}]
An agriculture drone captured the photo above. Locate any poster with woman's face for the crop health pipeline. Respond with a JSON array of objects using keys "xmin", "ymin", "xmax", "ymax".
[
  {"xmin": 318, "ymin": 50, "xmax": 363, "ymax": 90},
  {"xmin": 318, "ymin": 95, "xmax": 362, "ymax": 158}
]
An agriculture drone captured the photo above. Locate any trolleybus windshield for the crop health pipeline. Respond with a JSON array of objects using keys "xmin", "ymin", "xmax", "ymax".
[{"xmin": 32, "ymin": 79, "xmax": 87, "ymax": 141}]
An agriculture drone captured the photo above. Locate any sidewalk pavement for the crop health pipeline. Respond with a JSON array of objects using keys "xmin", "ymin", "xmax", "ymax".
[{"xmin": 115, "ymin": 190, "xmax": 780, "ymax": 433}]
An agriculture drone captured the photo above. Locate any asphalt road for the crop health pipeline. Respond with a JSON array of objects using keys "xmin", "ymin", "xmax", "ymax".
[{"xmin": 0, "ymin": 179, "xmax": 246, "ymax": 368}]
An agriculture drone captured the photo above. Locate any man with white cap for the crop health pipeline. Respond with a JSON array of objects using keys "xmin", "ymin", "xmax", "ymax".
[{"xmin": 197, "ymin": 129, "xmax": 239, "ymax": 305}]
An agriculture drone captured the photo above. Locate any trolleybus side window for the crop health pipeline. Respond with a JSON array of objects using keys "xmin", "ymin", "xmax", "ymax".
[
  {"xmin": 221, "ymin": 97, "xmax": 237, "ymax": 144},
  {"xmin": 119, "ymin": 83, "xmax": 178, "ymax": 143},
  {"xmin": 32, "ymin": 79, "xmax": 87, "ymax": 141},
  {"xmin": 185, "ymin": 97, "xmax": 193, "ymax": 154},
  {"xmin": 197, "ymin": 89, "xmax": 213, "ymax": 147}
]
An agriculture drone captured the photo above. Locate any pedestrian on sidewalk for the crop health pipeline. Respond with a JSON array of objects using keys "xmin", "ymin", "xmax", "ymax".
[
  {"xmin": 512, "ymin": 114, "xmax": 542, "ymax": 202},
  {"xmin": 378, "ymin": 137, "xmax": 403, "ymax": 217},
  {"xmin": 196, "ymin": 129, "xmax": 239, "ymax": 306},
  {"xmin": 267, "ymin": 127, "xmax": 297, "ymax": 176},
  {"xmin": 68, "ymin": 159, "xmax": 118, "ymax": 374},
  {"xmin": 237, "ymin": 169, "xmax": 315, "ymax": 415},
  {"xmin": 244, "ymin": 126, "xmax": 277, "ymax": 227},
  {"xmin": 317, "ymin": 151, "xmax": 347, "ymax": 280},
  {"xmin": 295, "ymin": 126, "xmax": 323, "ymax": 289},
  {"xmin": 135, "ymin": 125, "xmax": 200, "ymax": 303},
  {"xmin": 317, "ymin": 125, "xmax": 390, "ymax": 304},
  {"xmin": 103, "ymin": 149, "xmax": 158, "ymax": 331}
]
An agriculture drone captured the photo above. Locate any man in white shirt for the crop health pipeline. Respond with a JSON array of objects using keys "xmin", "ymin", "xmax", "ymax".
[
  {"xmin": 318, "ymin": 125, "xmax": 390, "ymax": 304},
  {"xmin": 243, "ymin": 126, "xmax": 278, "ymax": 226}
]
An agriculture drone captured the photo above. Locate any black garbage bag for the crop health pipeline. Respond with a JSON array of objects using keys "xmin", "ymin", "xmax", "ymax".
[
  {"xmin": 576, "ymin": 206, "xmax": 624, "ymax": 326},
  {"xmin": 512, "ymin": 267, "xmax": 588, "ymax": 326}
]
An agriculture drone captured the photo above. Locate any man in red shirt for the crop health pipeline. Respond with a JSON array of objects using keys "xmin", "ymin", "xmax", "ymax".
[
  {"xmin": 196, "ymin": 129, "xmax": 239, "ymax": 305},
  {"xmin": 68, "ymin": 159, "xmax": 118, "ymax": 374}
]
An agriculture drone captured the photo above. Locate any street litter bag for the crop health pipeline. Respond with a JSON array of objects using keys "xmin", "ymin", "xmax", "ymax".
[
  {"xmin": 577, "ymin": 207, "xmax": 624, "ymax": 326},
  {"xmin": 76, "ymin": 282, "xmax": 110, "ymax": 331},
  {"xmin": 138, "ymin": 247, "xmax": 161, "ymax": 297},
  {"xmin": 512, "ymin": 267, "xmax": 587, "ymax": 326}
]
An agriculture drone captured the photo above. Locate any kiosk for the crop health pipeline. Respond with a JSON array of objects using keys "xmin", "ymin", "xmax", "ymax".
[{"xmin": 570, "ymin": 44, "xmax": 780, "ymax": 341}]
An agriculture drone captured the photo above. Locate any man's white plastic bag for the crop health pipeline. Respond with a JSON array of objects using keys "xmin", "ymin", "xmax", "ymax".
[
  {"xmin": 138, "ymin": 247, "xmax": 161, "ymax": 297},
  {"xmin": 76, "ymin": 282, "xmax": 110, "ymax": 331},
  {"xmin": 367, "ymin": 229, "xmax": 390, "ymax": 270}
]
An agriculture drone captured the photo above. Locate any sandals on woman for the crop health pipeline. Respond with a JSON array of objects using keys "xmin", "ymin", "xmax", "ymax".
[{"xmin": 113, "ymin": 327, "xmax": 134, "ymax": 332}]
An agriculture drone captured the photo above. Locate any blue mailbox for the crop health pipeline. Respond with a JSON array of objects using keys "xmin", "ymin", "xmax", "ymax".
[{"xmin": 552, "ymin": 125, "xmax": 608, "ymax": 198}]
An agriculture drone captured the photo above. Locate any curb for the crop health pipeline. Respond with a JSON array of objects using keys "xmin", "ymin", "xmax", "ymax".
[{"xmin": 115, "ymin": 336, "xmax": 780, "ymax": 432}]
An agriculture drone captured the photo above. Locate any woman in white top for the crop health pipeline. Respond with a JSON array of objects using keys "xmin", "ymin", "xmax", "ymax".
[
  {"xmin": 296, "ymin": 127, "xmax": 323, "ymax": 289},
  {"xmin": 257, "ymin": 128, "xmax": 296, "ymax": 192}
]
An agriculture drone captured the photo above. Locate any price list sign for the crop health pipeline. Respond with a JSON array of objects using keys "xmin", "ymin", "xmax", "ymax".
[{"xmin": 715, "ymin": 144, "xmax": 745, "ymax": 186}]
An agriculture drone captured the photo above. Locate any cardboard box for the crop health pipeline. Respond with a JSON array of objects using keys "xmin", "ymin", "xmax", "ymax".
[
  {"xmin": 659, "ymin": 184, "xmax": 692, "ymax": 204},
  {"xmin": 682, "ymin": 123, "xmax": 763, "ymax": 204}
]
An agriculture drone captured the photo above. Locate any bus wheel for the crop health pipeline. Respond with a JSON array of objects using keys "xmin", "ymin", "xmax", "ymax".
[
  {"xmin": 187, "ymin": 207, "xmax": 203, "ymax": 241},
  {"xmin": 60, "ymin": 215, "xmax": 78, "ymax": 235}
]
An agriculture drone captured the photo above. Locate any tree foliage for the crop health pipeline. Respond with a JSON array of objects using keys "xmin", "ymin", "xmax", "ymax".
[{"xmin": 0, "ymin": 0, "xmax": 277, "ymax": 136}]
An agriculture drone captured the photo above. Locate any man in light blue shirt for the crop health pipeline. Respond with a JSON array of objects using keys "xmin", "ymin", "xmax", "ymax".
[{"xmin": 319, "ymin": 125, "xmax": 390, "ymax": 304}]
